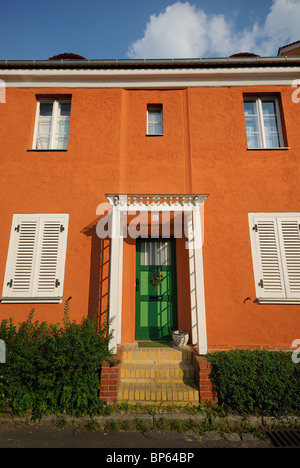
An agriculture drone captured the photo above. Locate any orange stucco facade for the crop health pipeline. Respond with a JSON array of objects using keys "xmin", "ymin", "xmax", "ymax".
[{"xmin": 1, "ymin": 58, "xmax": 300, "ymax": 352}]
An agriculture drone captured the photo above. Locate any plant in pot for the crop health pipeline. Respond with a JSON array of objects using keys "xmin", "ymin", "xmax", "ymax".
[{"xmin": 172, "ymin": 330, "xmax": 189, "ymax": 347}]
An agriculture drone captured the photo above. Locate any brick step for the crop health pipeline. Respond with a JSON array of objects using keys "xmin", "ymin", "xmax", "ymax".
[
  {"xmin": 117, "ymin": 382, "xmax": 199, "ymax": 405},
  {"xmin": 122, "ymin": 344, "xmax": 193, "ymax": 363},
  {"xmin": 120, "ymin": 361, "xmax": 195, "ymax": 383}
]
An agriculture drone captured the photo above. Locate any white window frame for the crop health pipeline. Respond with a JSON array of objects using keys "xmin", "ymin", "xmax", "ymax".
[
  {"xmin": 249, "ymin": 213, "xmax": 300, "ymax": 304},
  {"xmin": 244, "ymin": 97, "xmax": 285, "ymax": 149},
  {"xmin": 1, "ymin": 214, "xmax": 69, "ymax": 303},
  {"xmin": 32, "ymin": 98, "xmax": 71, "ymax": 150},
  {"xmin": 147, "ymin": 104, "xmax": 163, "ymax": 136}
]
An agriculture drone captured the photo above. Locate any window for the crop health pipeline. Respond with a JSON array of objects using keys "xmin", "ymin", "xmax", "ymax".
[
  {"xmin": 1, "ymin": 214, "xmax": 69, "ymax": 303},
  {"xmin": 244, "ymin": 97, "xmax": 284, "ymax": 149},
  {"xmin": 33, "ymin": 99, "xmax": 71, "ymax": 150},
  {"xmin": 249, "ymin": 213, "xmax": 300, "ymax": 303},
  {"xmin": 140, "ymin": 240, "xmax": 171, "ymax": 266},
  {"xmin": 147, "ymin": 104, "xmax": 163, "ymax": 135}
]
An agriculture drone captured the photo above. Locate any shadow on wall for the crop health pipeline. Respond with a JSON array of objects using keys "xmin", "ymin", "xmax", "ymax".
[{"xmin": 82, "ymin": 218, "xmax": 111, "ymax": 329}]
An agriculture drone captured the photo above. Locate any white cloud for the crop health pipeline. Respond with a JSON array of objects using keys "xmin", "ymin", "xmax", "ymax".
[{"xmin": 127, "ymin": 0, "xmax": 300, "ymax": 59}]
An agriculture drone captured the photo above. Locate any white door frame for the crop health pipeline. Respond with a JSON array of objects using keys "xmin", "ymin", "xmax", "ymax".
[{"xmin": 105, "ymin": 194, "xmax": 208, "ymax": 355}]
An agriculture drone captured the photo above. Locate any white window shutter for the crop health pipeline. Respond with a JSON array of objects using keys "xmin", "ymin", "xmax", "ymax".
[
  {"xmin": 277, "ymin": 217, "xmax": 300, "ymax": 298},
  {"xmin": 33, "ymin": 216, "xmax": 68, "ymax": 298},
  {"xmin": 250, "ymin": 216, "xmax": 286, "ymax": 299},
  {"xmin": 2, "ymin": 217, "xmax": 39, "ymax": 298},
  {"xmin": 2, "ymin": 214, "xmax": 69, "ymax": 302}
]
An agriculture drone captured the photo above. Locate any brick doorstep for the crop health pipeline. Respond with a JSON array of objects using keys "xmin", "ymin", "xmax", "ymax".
[{"xmin": 100, "ymin": 344, "xmax": 218, "ymax": 406}]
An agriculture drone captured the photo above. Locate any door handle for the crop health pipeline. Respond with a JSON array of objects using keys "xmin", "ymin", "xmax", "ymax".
[{"xmin": 136, "ymin": 278, "xmax": 139, "ymax": 291}]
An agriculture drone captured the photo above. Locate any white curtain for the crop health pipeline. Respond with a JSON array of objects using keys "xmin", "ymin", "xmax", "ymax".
[
  {"xmin": 148, "ymin": 109, "xmax": 162, "ymax": 135},
  {"xmin": 141, "ymin": 241, "xmax": 171, "ymax": 266},
  {"xmin": 56, "ymin": 103, "xmax": 71, "ymax": 150},
  {"xmin": 36, "ymin": 103, "xmax": 53, "ymax": 149},
  {"xmin": 36, "ymin": 101, "xmax": 70, "ymax": 150}
]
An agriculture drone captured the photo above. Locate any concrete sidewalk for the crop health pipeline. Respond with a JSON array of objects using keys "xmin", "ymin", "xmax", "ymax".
[
  {"xmin": 0, "ymin": 426, "xmax": 273, "ymax": 449},
  {"xmin": 1, "ymin": 411, "xmax": 298, "ymax": 448},
  {"xmin": 0, "ymin": 411, "xmax": 290, "ymax": 449}
]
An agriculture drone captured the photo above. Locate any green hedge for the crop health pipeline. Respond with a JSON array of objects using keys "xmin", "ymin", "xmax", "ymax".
[
  {"xmin": 0, "ymin": 305, "xmax": 115, "ymax": 418},
  {"xmin": 208, "ymin": 349, "xmax": 300, "ymax": 416}
]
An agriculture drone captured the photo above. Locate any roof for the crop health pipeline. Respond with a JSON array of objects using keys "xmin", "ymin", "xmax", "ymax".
[{"xmin": 278, "ymin": 40, "xmax": 300, "ymax": 56}]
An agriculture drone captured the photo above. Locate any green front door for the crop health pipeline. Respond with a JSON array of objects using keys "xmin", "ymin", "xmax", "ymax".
[{"xmin": 135, "ymin": 238, "xmax": 177, "ymax": 340}]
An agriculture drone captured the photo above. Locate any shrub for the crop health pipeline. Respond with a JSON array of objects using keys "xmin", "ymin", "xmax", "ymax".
[
  {"xmin": 0, "ymin": 305, "xmax": 115, "ymax": 418},
  {"xmin": 208, "ymin": 349, "xmax": 300, "ymax": 416}
]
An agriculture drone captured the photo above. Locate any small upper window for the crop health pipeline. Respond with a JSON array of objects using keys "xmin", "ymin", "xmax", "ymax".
[
  {"xmin": 33, "ymin": 99, "xmax": 71, "ymax": 150},
  {"xmin": 147, "ymin": 104, "xmax": 163, "ymax": 135},
  {"xmin": 244, "ymin": 97, "xmax": 284, "ymax": 149}
]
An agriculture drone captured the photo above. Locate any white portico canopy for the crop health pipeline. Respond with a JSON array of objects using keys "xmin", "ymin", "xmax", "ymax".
[
  {"xmin": 105, "ymin": 193, "xmax": 209, "ymax": 355},
  {"xmin": 106, "ymin": 194, "xmax": 208, "ymax": 211}
]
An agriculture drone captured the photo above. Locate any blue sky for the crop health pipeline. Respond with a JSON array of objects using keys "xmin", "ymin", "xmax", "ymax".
[{"xmin": 1, "ymin": 0, "xmax": 299, "ymax": 60}]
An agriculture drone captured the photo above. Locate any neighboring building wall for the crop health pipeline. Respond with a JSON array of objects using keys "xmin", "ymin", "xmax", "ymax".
[{"xmin": 0, "ymin": 83, "xmax": 299, "ymax": 351}]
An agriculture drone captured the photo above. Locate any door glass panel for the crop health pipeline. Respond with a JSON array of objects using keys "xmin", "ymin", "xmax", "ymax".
[{"xmin": 140, "ymin": 241, "xmax": 171, "ymax": 265}]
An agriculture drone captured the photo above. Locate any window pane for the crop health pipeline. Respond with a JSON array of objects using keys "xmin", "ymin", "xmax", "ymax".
[
  {"xmin": 244, "ymin": 101, "xmax": 256, "ymax": 116},
  {"xmin": 36, "ymin": 133, "xmax": 51, "ymax": 150},
  {"xmin": 244, "ymin": 101, "xmax": 260, "ymax": 148},
  {"xmin": 40, "ymin": 103, "xmax": 53, "ymax": 117},
  {"xmin": 148, "ymin": 122, "xmax": 162, "ymax": 135},
  {"xmin": 140, "ymin": 241, "xmax": 171, "ymax": 265},
  {"xmin": 262, "ymin": 101, "xmax": 276, "ymax": 115},
  {"xmin": 156, "ymin": 241, "xmax": 171, "ymax": 265},
  {"xmin": 36, "ymin": 104, "xmax": 53, "ymax": 149},
  {"xmin": 262, "ymin": 100, "xmax": 280, "ymax": 148},
  {"xmin": 265, "ymin": 133, "xmax": 280, "ymax": 148},
  {"xmin": 57, "ymin": 118, "xmax": 70, "ymax": 135},
  {"xmin": 55, "ymin": 102, "xmax": 71, "ymax": 149},
  {"xmin": 56, "ymin": 135, "xmax": 69, "ymax": 150},
  {"xmin": 147, "ymin": 106, "xmax": 162, "ymax": 135},
  {"xmin": 60, "ymin": 103, "xmax": 71, "ymax": 117},
  {"xmin": 148, "ymin": 110, "xmax": 161, "ymax": 123},
  {"xmin": 263, "ymin": 114, "xmax": 278, "ymax": 133}
]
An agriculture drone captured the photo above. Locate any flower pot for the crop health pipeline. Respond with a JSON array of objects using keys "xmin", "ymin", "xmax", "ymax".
[{"xmin": 172, "ymin": 330, "xmax": 189, "ymax": 347}]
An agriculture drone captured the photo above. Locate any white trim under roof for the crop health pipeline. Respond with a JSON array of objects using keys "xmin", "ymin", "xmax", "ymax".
[{"xmin": 1, "ymin": 66, "xmax": 300, "ymax": 88}]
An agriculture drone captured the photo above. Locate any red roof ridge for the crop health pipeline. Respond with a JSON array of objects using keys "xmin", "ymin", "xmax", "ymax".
[
  {"xmin": 229, "ymin": 52, "xmax": 260, "ymax": 58},
  {"xmin": 48, "ymin": 53, "xmax": 87, "ymax": 61}
]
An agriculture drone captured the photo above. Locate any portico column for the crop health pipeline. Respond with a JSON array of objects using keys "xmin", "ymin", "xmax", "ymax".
[
  {"xmin": 187, "ymin": 203, "xmax": 207, "ymax": 354},
  {"xmin": 186, "ymin": 211, "xmax": 198, "ymax": 346},
  {"xmin": 108, "ymin": 202, "xmax": 124, "ymax": 352},
  {"xmin": 192, "ymin": 203, "xmax": 207, "ymax": 355}
]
